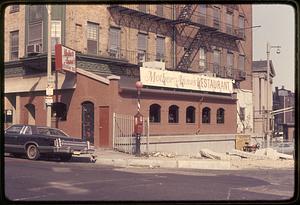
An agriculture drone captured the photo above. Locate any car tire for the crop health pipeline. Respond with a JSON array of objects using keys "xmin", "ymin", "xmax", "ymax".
[
  {"xmin": 26, "ymin": 144, "xmax": 40, "ymax": 160},
  {"xmin": 60, "ymin": 154, "xmax": 72, "ymax": 161}
]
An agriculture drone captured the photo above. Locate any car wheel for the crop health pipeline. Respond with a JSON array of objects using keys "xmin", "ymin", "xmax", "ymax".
[
  {"xmin": 26, "ymin": 144, "xmax": 40, "ymax": 160},
  {"xmin": 60, "ymin": 154, "xmax": 72, "ymax": 161}
]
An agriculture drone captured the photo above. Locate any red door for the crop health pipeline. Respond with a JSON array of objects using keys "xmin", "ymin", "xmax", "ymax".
[{"xmin": 99, "ymin": 106, "xmax": 109, "ymax": 147}]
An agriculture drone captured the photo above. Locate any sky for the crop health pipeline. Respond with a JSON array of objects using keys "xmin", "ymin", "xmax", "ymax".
[{"xmin": 252, "ymin": 4, "xmax": 295, "ymax": 92}]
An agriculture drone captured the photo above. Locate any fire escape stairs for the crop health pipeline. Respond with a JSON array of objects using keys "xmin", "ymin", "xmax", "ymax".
[{"xmin": 175, "ymin": 5, "xmax": 211, "ymax": 71}]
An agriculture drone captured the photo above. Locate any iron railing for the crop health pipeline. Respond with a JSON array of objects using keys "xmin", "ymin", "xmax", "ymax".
[{"xmin": 112, "ymin": 113, "xmax": 149, "ymax": 155}]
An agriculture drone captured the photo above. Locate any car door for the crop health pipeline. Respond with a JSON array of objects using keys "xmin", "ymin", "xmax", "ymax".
[
  {"xmin": 17, "ymin": 126, "xmax": 34, "ymax": 149},
  {"xmin": 5, "ymin": 125, "xmax": 25, "ymax": 153}
]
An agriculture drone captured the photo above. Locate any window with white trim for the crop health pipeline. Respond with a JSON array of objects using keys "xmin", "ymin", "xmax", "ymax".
[
  {"xmin": 238, "ymin": 55, "xmax": 245, "ymax": 71},
  {"xmin": 51, "ymin": 20, "xmax": 61, "ymax": 52},
  {"xmin": 10, "ymin": 30, "xmax": 19, "ymax": 61},
  {"xmin": 109, "ymin": 27, "xmax": 121, "ymax": 58},
  {"xmin": 87, "ymin": 22, "xmax": 99, "ymax": 55},
  {"xmin": 199, "ymin": 47, "xmax": 206, "ymax": 70},
  {"xmin": 156, "ymin": 36, "xmax": 165, "ymax": 61}
]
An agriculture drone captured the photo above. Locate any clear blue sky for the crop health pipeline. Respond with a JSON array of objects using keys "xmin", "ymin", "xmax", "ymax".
[{"xmin": 253, "ymin": 4, "xmax": 295, "ymax": 92}]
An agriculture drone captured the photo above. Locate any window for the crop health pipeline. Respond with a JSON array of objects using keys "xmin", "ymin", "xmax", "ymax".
[
  {"xmin": 213, "ymin": 50, "xmax": 221, "ymax": 73},
  {"xmin": 226, "ymin": 52, "xmax": 233, "ymax": 77},
  {"xmin": 138, "ymin": 32, "xmax": 148, "ymax": 62},
  {"xmin": 149, "ymin": 104, "xmax": 161, "ymax": 123},
  {"xmin": 51, "ymin": 21, "xmax": 61, "ymax": 52},
  {"xmin": 226, "ymin": 12, "xmax": 233, "ymax": 34},
  {"xmin": 10, "ymin": 5, "xmax": 19, "ymax": 13},
  {"xmin": 52, "ymin": 102, "xmax": 67, "ymax": 121},
  {"xmin": 186, "ymin": 106, "xmax": 195, "ymax": 123},
  {"xmin": 10, "ymin": 30, "xmax": 19, "ymax": 61},
  {"xmin": 202, "ymin": 107, "xmax": 211, "ymax": 123},
  {"xmin": 24, "ymin": 126, "xmax": 32, "ymax": 135},
  {"xmin": 169, "ymin": 105, "xmax": 179, "ymax": 123},
  {"xmin": 4, "ymin": 109, "xmax": 13, "ymax": 123},
  {"xmin": 49, "ymin": 128, "xmax": 68, "ymax": 137},
  {"xmin": 238, "ymin": 55, "xmax": 245, "ymax": 70},
  {"xmin": 156, "ymin": 36, "xmax": 165, "ymax": 61},
  {"xmin": 87, "ymin": 22, "xmax": 99, "ymax": 55},
  {"xmin": 239, "ymin": 107, "xmax": 245, "ymax": 121},
  {"xmin": 199, "ymin": 47, "xmax": 206, "ymax": 70},
  {"xmin": 28, "ymin": 22, "xmax": 43, "ymax": 50},
  {"xmin": 213, "ymin": 7, "xmax": 220, "ymax": 29},
  {"xmin": 5, "ymin": 125, "xmax": 23, "ymax": 134},
  {"xmin": 109, "ymin": 27, "xmax": 121, "ymax": 58},
  {"xmin": 217, "ymin": 108, "xmax": 225, "ymax": 123},
  {"xmin": 227, "ymin": 52, "xmax": 233, "ymax": 69},
  {"xmin": 29, "ymin": 5, "xmax": 44, "ymax": 23},
  {"xmin": 238, "ymin": 16, "xmax": 245, "ymax": 38},
  {"xmin": 156, "ymin": 5, "xmax": 163, "ymax": 17},
  {"xmin": 199, "ymin": 4, "xmax": 206, "ymax": 24}
]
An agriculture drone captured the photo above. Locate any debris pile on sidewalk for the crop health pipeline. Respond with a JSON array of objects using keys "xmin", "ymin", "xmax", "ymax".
[
  {"xmin": 199, "ymin": 149, "xmax": 230, "ymax": 160},
  {"xmin": 148, "ymin": 151, "xmax": 176, "ymax": 158},
  {"xmin": 199, "ymin": 148, "xmax": 293, "ymax": 160}
]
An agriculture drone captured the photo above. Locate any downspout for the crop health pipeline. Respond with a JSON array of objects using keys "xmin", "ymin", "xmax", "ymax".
[{"xmin": 172, "ymin": 4, "xmax": 176, "ymax": 69}]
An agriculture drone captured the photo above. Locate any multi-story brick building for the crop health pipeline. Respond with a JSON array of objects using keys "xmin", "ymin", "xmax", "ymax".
[
  {"xmin": 4, "ymin": 4, "xmax": 253, "ymax": 150},
  {"xmin": 273, "ymin": 86, "xmax": 295, "ymax": 141}
]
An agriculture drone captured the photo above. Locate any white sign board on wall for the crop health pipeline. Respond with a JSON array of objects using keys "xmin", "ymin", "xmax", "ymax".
[
  {"xmin": 55, "ymin": 44, "xmax": 76, "ymax": 73},
  {"xmin": 140, "ymin": 67, "xmax": 234, "ymax": 94}
]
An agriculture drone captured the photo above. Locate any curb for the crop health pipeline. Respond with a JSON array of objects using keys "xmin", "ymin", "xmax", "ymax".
[{"xmin": 95, "ymin": 157, "xmax": 294, "ymax": 170}]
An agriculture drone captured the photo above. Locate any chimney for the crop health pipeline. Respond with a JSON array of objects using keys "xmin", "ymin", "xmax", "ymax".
[
  {"xmin": 281, "ymin": 85, "xmax": 285, "ymax": 90},
  {"xmin": 275, "ymin": 86, "xmax": 278, "ymax": 94}
]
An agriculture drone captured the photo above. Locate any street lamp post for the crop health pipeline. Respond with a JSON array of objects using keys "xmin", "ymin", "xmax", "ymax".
[
  {"xmin": 266, "ymin": 42, "xmax": 281, "ymax": 148},
  {"xmin": 46, "ymin": 5, "xmax": 53, "ymax": 127},
  {"xmin": 134, "ymin": 81, "xmax": 143, "ymax": 157}
]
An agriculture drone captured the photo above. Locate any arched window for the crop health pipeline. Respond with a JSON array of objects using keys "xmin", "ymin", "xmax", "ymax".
[
  {"xmin": 202, "ymin": 107, "xmax": 211, "ymax": 124},
  {"xmin": 186, "ymin": 106, "xmax": 195, "ymax": 123},
  {"xmin": 149, "ymin": 104, "xmax": 161, "ymax": 123},
  {"xmin": 52, "ymin": 102, "xmax": 67, "ymax": 121},
  {"xmin": 169, "ymin": 105, "xmax": 179, "ymax": 123},
  {"xmin": 217, "ymin": 108, "xmax": 225, "ymax": 123}
]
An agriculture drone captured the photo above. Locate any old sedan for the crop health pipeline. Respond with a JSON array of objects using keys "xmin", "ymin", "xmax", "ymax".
[{"xmin": 5, "ymin": 124, "xmax": 95, "ymax": 161}]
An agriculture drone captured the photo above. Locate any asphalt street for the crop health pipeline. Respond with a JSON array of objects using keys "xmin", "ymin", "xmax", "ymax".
[{"xmin": 4, "ymin": 156, "xmax": 295, "ymax": 202}]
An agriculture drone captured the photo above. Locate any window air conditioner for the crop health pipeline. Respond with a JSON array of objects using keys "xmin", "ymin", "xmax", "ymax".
[
  {"xmin": 137, "ymin": 52, "xmax": 146, "ymax": 63},
  {"xmin": 108, "ymin": 49, "xmax": 119, "ymax": 58},
  {"xmin": 27, "ymin": 43, "xmax": 41, "ymax": 55}
]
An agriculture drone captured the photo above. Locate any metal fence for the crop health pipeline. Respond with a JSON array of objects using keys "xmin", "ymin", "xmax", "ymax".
[{"xmin": 112, "ymin": 113, "xmax": 149, "ymax": 155}]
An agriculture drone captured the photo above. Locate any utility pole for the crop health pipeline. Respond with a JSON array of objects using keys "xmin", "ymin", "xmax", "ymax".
[
  {"xmin": 46, "ymin": 5, "xmax": 53, "ymax": 127},
  {"xmin": 266, "ymin": 42, "xmax": 281, "ymax": 147}
]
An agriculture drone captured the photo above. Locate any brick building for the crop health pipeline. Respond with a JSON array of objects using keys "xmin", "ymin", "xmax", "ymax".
[
  {"xmin": 273, "ymin": 86, "xmax": 295, "ymax": 141},
  {"xmin": 4, "ymin": 4, "xmax": 253, "ymax": 149}
]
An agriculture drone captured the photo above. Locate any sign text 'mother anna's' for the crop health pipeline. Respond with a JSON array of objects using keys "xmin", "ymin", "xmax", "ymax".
[{"xmin": 140, "ymin": 67, "xmax": 234, "ymax": 94}]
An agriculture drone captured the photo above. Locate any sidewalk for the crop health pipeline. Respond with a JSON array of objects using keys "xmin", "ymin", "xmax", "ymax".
[{"xmin": 87, "ymin": 149, "xmax": 294, "ymax": 170}]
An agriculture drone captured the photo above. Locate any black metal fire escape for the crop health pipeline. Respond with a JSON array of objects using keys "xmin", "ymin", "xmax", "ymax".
[{"xmin": 175, "ymin": 5, "xmax": 212, "ymax": 71}]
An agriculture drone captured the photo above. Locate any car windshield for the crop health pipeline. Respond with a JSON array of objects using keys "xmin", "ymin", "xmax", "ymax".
[{"xmin": 37, "ymin": 127, "xmax": 69, "ymax": 137}]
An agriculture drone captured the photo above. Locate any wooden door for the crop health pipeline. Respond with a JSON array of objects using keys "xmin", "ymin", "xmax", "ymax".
[{"xmin": 99, "ymin": 106, "xmax": 109, "ymax": 147}]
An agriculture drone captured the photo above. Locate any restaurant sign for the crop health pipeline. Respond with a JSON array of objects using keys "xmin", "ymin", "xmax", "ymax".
[
  {"xmin": 140, "ymin": 67, "xmax": 234, "ymax": 94},
  {"xmin": 55, "ymin": 44, "xmax": 76, "ymax": 73}
]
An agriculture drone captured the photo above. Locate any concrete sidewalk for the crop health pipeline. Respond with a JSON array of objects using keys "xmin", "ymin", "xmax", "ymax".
[{"xmin": 87, "ymin": 149, "xmax": 294, "ymax": 170}]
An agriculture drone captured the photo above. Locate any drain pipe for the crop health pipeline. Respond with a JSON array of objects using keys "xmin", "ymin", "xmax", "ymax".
[{"xmin": 172, "ymin": 4, "xmax": 176, "ymax": 69}]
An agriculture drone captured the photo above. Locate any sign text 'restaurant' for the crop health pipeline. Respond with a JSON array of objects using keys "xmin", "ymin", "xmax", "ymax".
[{"xmin": 140, "ymin": 67, "xmax": 234, "ymax": 94}]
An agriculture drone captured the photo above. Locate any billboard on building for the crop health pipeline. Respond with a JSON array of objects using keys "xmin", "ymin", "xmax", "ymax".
[{"xmin": 140, "ymin": 66, "xmax": 234, "ymax": 94}]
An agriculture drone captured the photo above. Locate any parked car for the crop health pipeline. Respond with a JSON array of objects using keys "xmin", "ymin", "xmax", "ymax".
[
  {"xmin": 272, "ymin": 142, "xmax": 294, "ymax": 156},
  {"xmin": 5, "ymin": 124, "xmax": 95, "ymax": 161}
]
